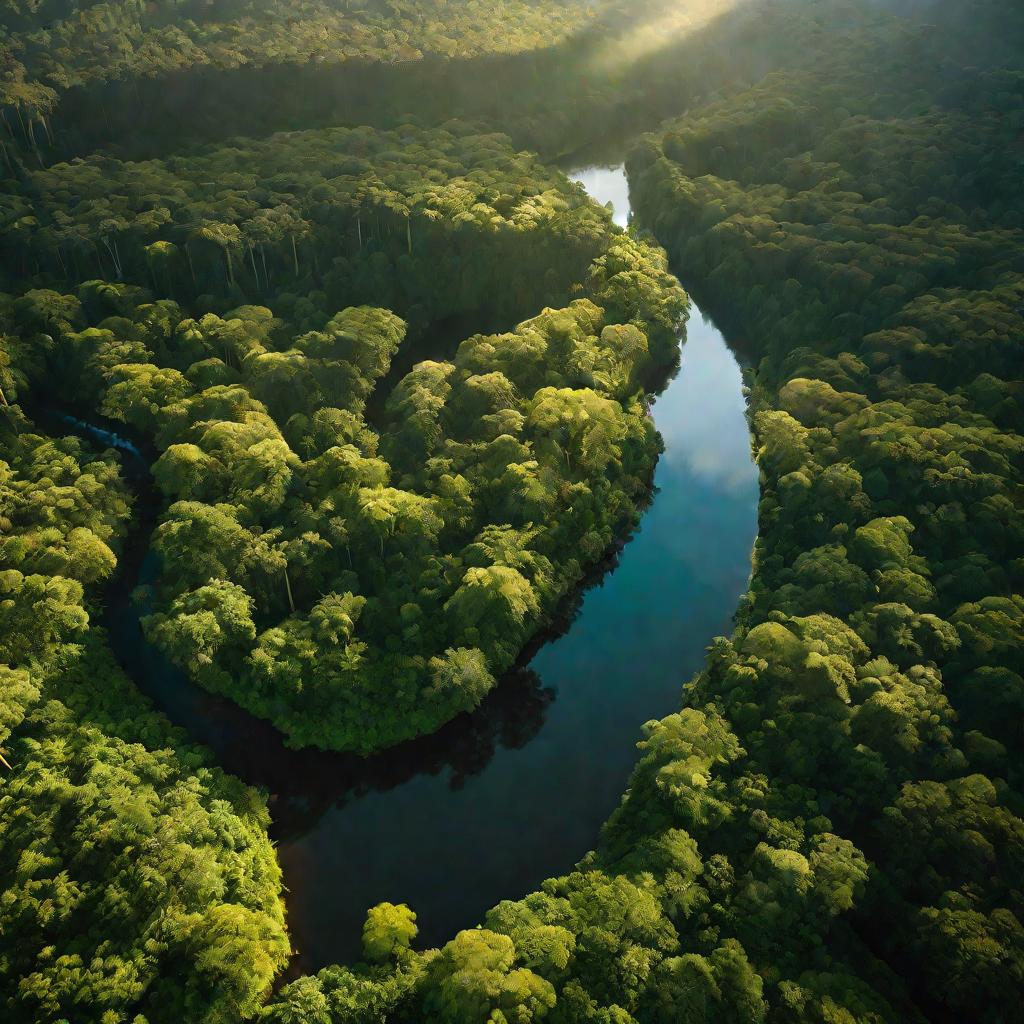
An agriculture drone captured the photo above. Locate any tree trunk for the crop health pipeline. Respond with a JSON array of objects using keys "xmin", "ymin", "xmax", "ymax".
[
  {"xmin": 28, "ymin": 120, "xmax": 44, "ymax": 168},
  {"xmin": 407, "ymin": 215, "xmax": 412, "ymax": 256},
  {"xmin": 291, "ymin": 233, "xmax": 299, "ymax": 275},
  {"xmin": 102, "ymin": 236, "xmax": 123, "ymax": 279},
  {"xmin": 283, "ymin": 565, "xmax": 295, "ymax": 613}
]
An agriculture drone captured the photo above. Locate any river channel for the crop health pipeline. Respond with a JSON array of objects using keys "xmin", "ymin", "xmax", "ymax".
[
  {"xmin": 54, "ymin": 164, "xmax": 759, "ymax": 972},
  {"xmin": 278, "ymin": 164, "xmax": 757, "ymax": 969}
]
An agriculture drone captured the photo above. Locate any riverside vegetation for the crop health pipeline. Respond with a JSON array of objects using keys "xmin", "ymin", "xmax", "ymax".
[
  {"xmin": 1, "ymin": 1, "xmax": 1022, "ymax": 1022},
  {"xmin": 3, "ymin": 120, "xmax": 686, "ymax": 752}
]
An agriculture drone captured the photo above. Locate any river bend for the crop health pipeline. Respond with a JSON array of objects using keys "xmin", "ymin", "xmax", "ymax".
[{"xmin": 46, "ymin": 164, "xmax": 759, "ymax": 971}]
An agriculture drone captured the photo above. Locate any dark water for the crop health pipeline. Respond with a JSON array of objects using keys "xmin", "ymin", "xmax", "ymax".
[{"xmin": 38, "ymin": 165, "xmax": 758, "ymax": 973}]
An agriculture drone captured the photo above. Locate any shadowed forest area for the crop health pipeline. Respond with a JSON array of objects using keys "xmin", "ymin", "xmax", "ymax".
[{"xmin": 0, "ymin": 1, "xmax": 1022, "ymax": 1022}]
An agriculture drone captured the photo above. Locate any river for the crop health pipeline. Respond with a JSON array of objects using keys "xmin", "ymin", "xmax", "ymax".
[
  {"xmin": 51, "ymin": 164, "xmax": 758, "ymax": 973},
  {"xmin": 276, "ymin": 164, "xmax": 758, "ymax": 969}
]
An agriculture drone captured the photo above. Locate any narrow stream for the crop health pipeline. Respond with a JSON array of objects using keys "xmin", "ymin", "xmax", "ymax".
[{"xmin": 39, "ymin": 164, "xmax": 758, "ymax": 973}]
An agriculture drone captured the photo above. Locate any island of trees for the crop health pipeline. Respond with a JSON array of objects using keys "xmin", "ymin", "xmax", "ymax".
[{"xmin": 1, "ymin": 1, "xmax": 1021, "ymax": 1022}]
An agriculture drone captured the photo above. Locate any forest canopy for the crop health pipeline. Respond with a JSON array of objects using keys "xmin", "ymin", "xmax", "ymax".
[
  {"xmin": 1, "ymin": 0, "xmax": 1023, "ymax": 1022},
  {"xmin": 0, "ymin": 0, "xmax": 607, "ymax": 111},
  {"xmin": 1, "ymin": 119, "xmax": 687, "ymax": 750}
]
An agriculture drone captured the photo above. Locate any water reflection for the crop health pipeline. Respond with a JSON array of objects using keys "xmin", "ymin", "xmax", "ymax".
[
  {"xmin": 26, "ymin": 404, "xmax": 560, "ymax": 841},
  {"xmin": 567, "ymin": 164, "xmax": 632, "ymax": 227},
  {"xmin": 111, "ymin": 552, "xmax": 559, "ymax": 843}
]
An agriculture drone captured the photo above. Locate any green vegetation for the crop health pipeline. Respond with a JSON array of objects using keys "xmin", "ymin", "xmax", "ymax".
[
  {"xmin": 621, "ymin": 7, "xmax": 1024, "ymax": 1016},
  {"xmin": 3, "ymin": 121, "xmax": 650, "ymax": 329},
  {"xmin": 2, "ymin": 120, "xmax": 686, "ymax": 750},
  {"xmin": 0, "ymin": 0, "xmax": 602, "ymax": 115},
  {"xmin": 0, "ymin": 1, "xmax": 847, "ymax": 163},
  {"xmin": 265, "ymin": 3, "xmax": 1024, "ymax": 1021},
  {"xmin": 0, "ymin": 406, "xmax": 289, "ymax": 1022},
  {"xmin": 2, "ymin": 0, "xmax": 1023, "ymax": 1021}
]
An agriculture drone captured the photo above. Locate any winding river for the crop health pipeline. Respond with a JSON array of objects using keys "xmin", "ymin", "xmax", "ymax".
[{"xmin": 55, "ymin": 165, "xmax": 758, "ymax": 973}]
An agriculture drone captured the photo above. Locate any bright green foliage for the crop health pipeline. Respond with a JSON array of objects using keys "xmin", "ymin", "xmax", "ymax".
[
  {"xmin": 0, "ymin": 419, "xmax": 288, "ymax": 1023},
  {"xmin": 362, "ymin": 903, "xmax": 419, "ymax": 963},
  {"xmin": 620, "ymin": 3, "xmax": 1024, "ymax": 1019},
  {"xmin": 7, "ymin": 121, "xmax": 616, "ymax": 326},
  {"xmin": 422, "ymin": 929, "xmax": 556, "ymax": 1023}
]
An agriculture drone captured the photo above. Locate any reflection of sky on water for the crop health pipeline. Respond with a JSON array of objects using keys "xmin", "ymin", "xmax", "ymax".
[
  {"xmin": 564, "ymin": 163, "xmax": 752, "ymax": 493},
  {"xmin": 660, "ymin": 310, "xmax": 754, "ymax": 494},
  {"xmin": 566, "ymin": 163, "xmax": 632, "ymax": 227}
]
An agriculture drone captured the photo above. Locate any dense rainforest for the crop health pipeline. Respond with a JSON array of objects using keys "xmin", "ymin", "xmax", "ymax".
[
  {"xmin": 2, "ymin": 119, "xmax": 686, "ymax": 751},
  {"xmin": 1, "ymin": 1, "xmax": 1022, "ymax": 1022}
]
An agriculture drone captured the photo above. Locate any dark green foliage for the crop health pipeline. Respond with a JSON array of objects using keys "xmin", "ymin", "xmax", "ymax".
[
  {"xmin": 617, "ymin": 3, "xmax": 1024, "ymax": 1019},
  {"xmin": 272, "ymin": 2, "xmax": 1024, "ymax": 1019},
  {"xmin": 4, "ymin": 0, "xmax": 1024, "ymax": 1021},
  {"xmin": 0, "ymin": 0, "xmax": 602, "ymax": 113},
  {"xmin": 3, "ymin": 121, "xmax": 615, "ymax": 323}
]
